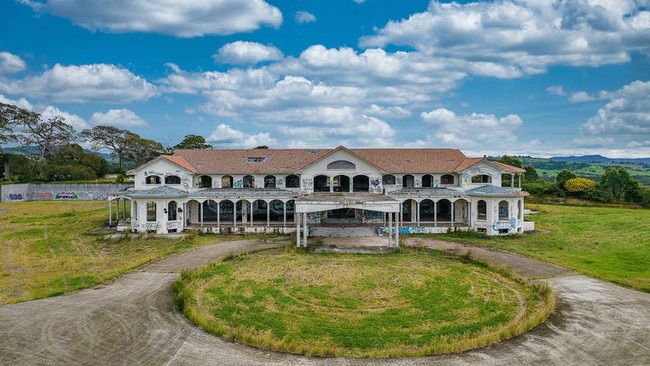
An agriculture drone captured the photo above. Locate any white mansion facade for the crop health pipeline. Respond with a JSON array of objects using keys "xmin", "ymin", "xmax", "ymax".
[{"xmin": 114, "ymin": 146, "xmax": 531, "ymax": 246}]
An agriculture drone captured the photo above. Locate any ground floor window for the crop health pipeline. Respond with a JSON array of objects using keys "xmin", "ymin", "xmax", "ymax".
[{"xmin": 147, "ymin": 201, "xmax": 156, "ymax": 221}]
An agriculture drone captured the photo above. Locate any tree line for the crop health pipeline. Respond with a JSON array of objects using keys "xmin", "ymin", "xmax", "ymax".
[
  {"xmin": 498, "ymin": 155, "xmax": 650, "ymax": 206},
  {"xmin": 0, "ymin": 102, "xmax": 211, "ymax": 183}
]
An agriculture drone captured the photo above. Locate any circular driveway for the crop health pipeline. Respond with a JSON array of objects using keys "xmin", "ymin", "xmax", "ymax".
[{"xmin": 0, "ymin": 239, "xmax": 648, "ymax": 365}]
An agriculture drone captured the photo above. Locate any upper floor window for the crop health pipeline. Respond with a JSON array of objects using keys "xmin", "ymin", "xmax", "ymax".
[
  {"xmin": 382, "ymin": 174, "xmax": 396, "ymax": 185},
  {"xmin": 327, "ymin": 160, "xmax": 356, "ymax": 170},
  {"xmin": 471, "ymin": 174, "xmax": 492, "ymax": 184},
  {"xmin": 145, "ymin": 175, "xmax": 161, "ymax": 185},
  {"xmin": 165, "ymin": 175, "xmax": 181, "ymax": 185},
  {"xmin": 441, "ymin": 174, "xmax": 455, "ymax": 185},
  {"xmin": 286, "ymin": 175, "xmax": 300, "ymax": 188}
]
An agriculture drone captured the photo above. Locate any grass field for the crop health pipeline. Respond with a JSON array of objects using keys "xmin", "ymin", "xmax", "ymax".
[
  {"xmin": 174, "ymin": 248, "xmax": 552, "ymax": 357},
  {"xmin": 0, "ymin": 201, "xmax": 230, "ymax": 305},
  {"xmin": 433, "ymin": 204, "xmax": 650, "ymax": 292}
]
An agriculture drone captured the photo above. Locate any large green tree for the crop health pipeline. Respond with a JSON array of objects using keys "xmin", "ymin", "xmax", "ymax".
[
  {"xmin": 81, "ymin": 126, "xmax": 164, "ymax": 168},
  {"xmin": 600, "ymin": 167, "xmax": 642, "ymax": 203},
  {"xmin": 172, "ymin": 134, "xmax": 212, "ymax": 150},
  {"xmin": 17, "ymin": 115, "xmax": 76, "ymax": 161},
  {"xmin": 43, "ymin": 144, "xmax": 108, "ymax": 181}
]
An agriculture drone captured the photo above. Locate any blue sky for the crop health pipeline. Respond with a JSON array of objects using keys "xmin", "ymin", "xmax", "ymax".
[{"xmin": 1, "ymin": 0, "xmax": 649, "ymax": 158}]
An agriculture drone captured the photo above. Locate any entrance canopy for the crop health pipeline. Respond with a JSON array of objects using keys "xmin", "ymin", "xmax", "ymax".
[{"xmin": 295, "ymin": 193, "xmax": 400, "ymax": 213}]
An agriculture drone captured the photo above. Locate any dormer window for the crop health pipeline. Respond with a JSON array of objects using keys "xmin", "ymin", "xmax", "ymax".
[{"xmin": 246, "ymin": 157, "xmax": 267, "ymax": 163}]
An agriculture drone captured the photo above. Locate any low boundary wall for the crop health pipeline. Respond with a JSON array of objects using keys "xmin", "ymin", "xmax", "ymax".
[{"xmin": 0, "ymin": 183, "xmax": 132, "ymax": 202}]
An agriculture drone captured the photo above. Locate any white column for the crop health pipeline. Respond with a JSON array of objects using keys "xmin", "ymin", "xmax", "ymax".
[
  {"xmin": 283, "ymin": 201, "xmax": 287, "ymax": 228},
  {"xmin": 108, "ymin": 199, "xmax": 113, "ymax": 226},
  {"xmin": 217, "ymin": 200, "xmax": 220, "ymax": 228},
  {"xmin": 451, "ymin": 201, "xmax": 455, "ymax": 227},
  {"xmin": 388, "ymin": 211, "xmax": 393, "ymax": 246},
  {"xmin": 267, "ymin": 201, "xmax": 270, "ymax": 227},
  {"xmin": 296, "ymin": 213, "xmax": 301, "ymax": 247},
  {"xmin": 302, "ymin": 212, "xmax": 308, "ymax": 247},
  {"xmin": 434, "ymin": 201, "xmax": 437, "ymax": 227},
  {"xmin": 233, "ymin": 201, "xmax": 237, "ymax": 228},
  {"xmin": 250, "ymin": 201, "xmax": 253, "ymax": 228}
]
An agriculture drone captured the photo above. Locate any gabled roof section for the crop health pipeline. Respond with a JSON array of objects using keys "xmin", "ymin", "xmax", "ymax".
[
  {"xmin": 173, "ymin": 149, "xmax": 329, "ymax": 174},
  {"xmin": 297, "ymin": 145, "xmax": 387, "ymax": 173},
  {"xmin": 354, "ymin": 148, "xmax": 468, "ymax": 173},
  {"xmin": 455, "ymin": 158, "xmax": 526, "ymax": 174},
  {"xmin": 128, "ymin": 154, "xmax": 198, "ymax": 175},
  {"xmin": 162, "ymin": 155, "xmax": 199, "ymax": 174}
]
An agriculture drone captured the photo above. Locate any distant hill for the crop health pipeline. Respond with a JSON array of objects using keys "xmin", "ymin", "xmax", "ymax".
[{"xmin": 550, "ymin": 155, "xmax": 650, "ymax": 165}]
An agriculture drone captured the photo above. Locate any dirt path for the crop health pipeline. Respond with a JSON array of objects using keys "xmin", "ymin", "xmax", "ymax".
[{"xmin": 0, "ymin": 238, "xmax": 648, "ymax": 365}]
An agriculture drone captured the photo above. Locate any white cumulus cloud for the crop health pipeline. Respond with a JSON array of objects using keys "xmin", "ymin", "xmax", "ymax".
[
  {"xmin": 295, "ymin": 11, "xmax": 316, "ymax": 24},
  {"xmin": 0, "ymin": 52, "xmax": 26, "ymax": 74},
  {"xmin": 90, "ymin": 108, "xmax": 148, "ymax": 127},
  {"xmin": 0, "ymin": 63, "xmax": 158, "ymax": 103},
  {"xmin": 22, "ymin": 0, "xmax": 282, "ymax": 37},
  {"xmin": 214, "ymin": 41, "xmax": 284, "ymax": 65}
]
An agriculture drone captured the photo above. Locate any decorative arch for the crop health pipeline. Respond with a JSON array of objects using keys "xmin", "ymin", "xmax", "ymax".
[
  {"xmin": 327, "ymin": 160, "xmax": 356, "ymax": 170},
  {"xmin": 420, "ymin": 199, "xmax": 435, "ymax": 221}
]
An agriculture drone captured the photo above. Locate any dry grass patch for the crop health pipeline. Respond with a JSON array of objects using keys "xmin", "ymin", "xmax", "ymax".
[
  {"xmin": 175, "ymin": 248, "xmax": 553, "ymax": 358},
  {"xmin": 0, "ymin": 201, "xmax": 237, "ymax": 305}
]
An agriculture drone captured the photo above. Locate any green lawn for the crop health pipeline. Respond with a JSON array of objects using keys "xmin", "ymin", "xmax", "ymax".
[
  {"xmin": 174, "ymin": 248, "xmax": 552, "ymax": 357},
  {"xmin": 433, "ymin": 204, "xmax": 650, "ymax": 292}
]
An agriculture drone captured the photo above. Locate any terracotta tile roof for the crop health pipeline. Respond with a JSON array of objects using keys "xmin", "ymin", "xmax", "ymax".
[
  {"xmin": 162, "ymin": 155, "xmax": 199, "ymax": 173},
  {"xmin": 171, "ymin": 147, "xmax": 524, "ymax": 175},
  {"xmin": 353, "ymin": 148, "xmax": 468, "ymax": 173},
  {"xmin": 173, "ymin": 149, "xmax": 329, "ymax": 174},
  {"xmin": 489, "ymin": 160, "xmax": 526, "ymax": 173}
]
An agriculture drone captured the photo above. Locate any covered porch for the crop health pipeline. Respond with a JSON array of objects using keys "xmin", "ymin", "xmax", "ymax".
[{"xmin": 295, "ymin": 193, "xmax": 401, "ymax": 248}]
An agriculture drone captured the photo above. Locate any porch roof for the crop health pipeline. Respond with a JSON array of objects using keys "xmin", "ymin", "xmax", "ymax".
[
  {"xmin": 296, "ymin": 193, "xmax": 400, "ymax": 213},
  {"xmin": 126, "ymin": 186, "xmax": 189, "ymax": 199},
  {"xmin": 465, "ymin": 185, "xmax": 529, "ymax": 197}
]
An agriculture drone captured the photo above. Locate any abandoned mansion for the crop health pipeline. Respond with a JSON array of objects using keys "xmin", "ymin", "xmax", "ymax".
[{"xmin": 113, "ymin": 146, "xmax": 532, "ymax": 246}]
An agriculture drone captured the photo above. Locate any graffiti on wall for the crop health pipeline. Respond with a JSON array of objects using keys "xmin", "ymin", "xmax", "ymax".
[
  {"xmin": 8, "ymin": 193, "xmax": 24, "ymax": 201},
  {"xmin": 491, "ymin": 217, "xmax": 517, "ymax": 233},
  {"xmin": 380, "ymin": 226, "xmax": 427, "ymax": 235},
  {"xmin": 307, "ymin": 212, "xmax": 321, "ymax": 224},
  {"xmin": 233, "ymin": 179, "xmax": 243, "ymax": 189},
  {"xmin": 370, "ymin": 178, "xmax": 382, "ymax": 193},
  {"xmin": 34, "ymin": 192, "xmax": 53, "ymax": 200},
  {"xmin": 55, "ymin": 192, "xmax": 78, "ymax": 200}
]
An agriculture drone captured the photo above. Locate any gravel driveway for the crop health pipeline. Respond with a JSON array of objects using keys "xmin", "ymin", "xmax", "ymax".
[{"xmin": 0, "ymin": 238, "xmax": 648, "ymax": 365}]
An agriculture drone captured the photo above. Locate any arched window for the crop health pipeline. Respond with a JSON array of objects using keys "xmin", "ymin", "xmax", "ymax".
[
  {"xmin": 167, "ymin": 201, "xmax": 177, "ymax": 221},
  {"xmin": 165, "ymin": 175, "xmax": 181, "ymax": 185},
  {"xmin": 499, "ymin": 200, "xmax": 509, "ymax": 220},
  {"xmin": 264, "ymin": 175, "xmax": 276, "ymax": 188},
  {"xmin": 471, "ymin": 174, "xmax": 492, "ymax": 184},
  {"xmin": 327, "ymin": 160, "xmax": 356, "ymax": 170},
  {"xmin": 477, "ymin": 200, "xmax": 487, "ymax": 220},
  {"xmin": 286, "ymin": 175, "xmax": 300, "ymax": 188},
  {"xmin": 333, "ymin": 175, "xmax": 350, "ymax": 192},
  {"xmin": 243, "ymin": 175, "xmax": 255, "ymax": 188},
  {"xmin": 420, "ymin": 199, "xmax": 434, "ymax": 221},
  {"xmin": 352, "ymin": 175, "xmax": 369, "ymax": 192},
  {"xmin": 403, "ymin": 174, "xmax": 415, "ymax": 188},
  {"xmin": 146, "ymin": 201, "xmax": 157, "ymax": 221},
  {"xmin": 222, "ymin": 175, "xmax": 233, "ymax": 188},
  {"xmin": 145, "ymin": 175, "xmax": 161, "ymax": 185},
  {"xmin": 441, "ymin": 174, "xmax": 455, "ymax": 185},
  {"xmin": 382, "ymin": 174, "xmax": 396, "ymax": 185},
  {"xmin": 422, "ymin": 174, "xmax": 434, "ymax": 188},
  {"xmin": 200, "ymin": 175, "xmax": 212, "ymax": 188},
  {"xmin": 314, "ymin": 175, "xmax": 330, "ymax": 192}
]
